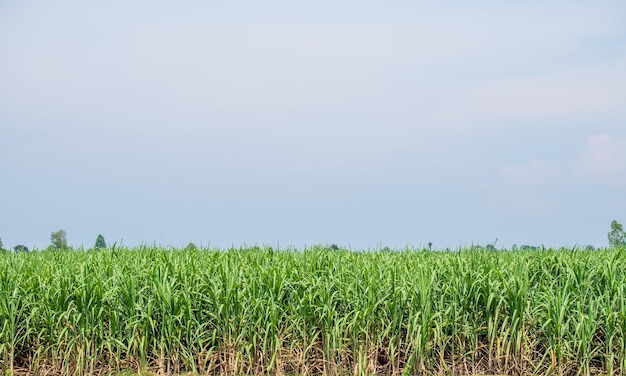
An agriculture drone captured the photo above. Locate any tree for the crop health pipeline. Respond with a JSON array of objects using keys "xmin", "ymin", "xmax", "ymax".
[
  {"xmin": 14, "ymin": 245, "xmax": 29, "ymax": 252},
  {"xmin": 50, "ymin": 229, "xmax": 68, "ymax": 250},
  {"xmin": 608, "ymin": 220, "xmax": 626, "ymax": 248},
  {"xmin": 0, "ymin": 237, "xmax": 4, "ymax": 251},
  {"xmin": 95, "ymin": 234, "xmax": 106, "ymax": 249},
  {"xmin": 521, "ymin": 245, "xmax": 539, "ymax": 251}
]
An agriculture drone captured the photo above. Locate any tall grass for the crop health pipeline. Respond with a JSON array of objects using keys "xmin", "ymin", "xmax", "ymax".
[{"xmin": 1, "ymin": 246, "xmax": 625, "ymax": 375}]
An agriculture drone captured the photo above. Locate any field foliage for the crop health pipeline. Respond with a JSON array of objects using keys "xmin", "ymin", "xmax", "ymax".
[{"xmin": 1, "ymin": 246, "xmax": 626, "ymax": 375}]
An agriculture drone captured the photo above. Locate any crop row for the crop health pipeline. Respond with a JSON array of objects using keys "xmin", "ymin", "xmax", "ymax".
[{"xmin": 1, "ymin": 246, "xmax": 625, "ymax": 375}]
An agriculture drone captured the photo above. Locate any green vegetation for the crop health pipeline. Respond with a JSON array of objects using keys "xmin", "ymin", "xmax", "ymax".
[
  {"xmin": 1, "ymin": 246, "xmax": 626, "ymax": 376},
  {"xmin": 11, "ymin": 245, "xmax": 28, "ymax": 253},
  {"xmin": 609, "ymin": 220, "xmax": 626, "ymax": 248},
  {"xmin": 95, "ymin": 234, "xmax": 107, "ymax": 249},
  {"xmin": 49, "ymin": 229, "xmax": 68, "ymax": 251}
]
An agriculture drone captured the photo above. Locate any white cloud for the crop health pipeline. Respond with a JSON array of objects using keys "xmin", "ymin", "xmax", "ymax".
[
  {"xmin": 1, "ymin": 1, "xmax": 625, "ymax": 139},
  {"xmin": 2, "ymin": 1, "xmax": 626, "ymax": 248},
  {"xmin": 572, "ymin": 133, "xmax": 626, "ymax": 187},
  {"xmin": 485, "ymin": 160, "xmax": 563, "ymax": 215},
  {"xmin": 488, "ymin": 133, "xmax": 626, "ymax": 216},
  {"xmin": 451, "ymin": 59, "xmax": 626, "ymax": 120},
  {"xmin": 499, "ymin": 160, "xmax": 562, "ymax": 186}
]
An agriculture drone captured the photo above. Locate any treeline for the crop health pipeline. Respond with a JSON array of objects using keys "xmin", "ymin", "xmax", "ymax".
[
  {"xmin": 1, "ymin": 220, "xmax": 625, "ymax": 253},
  {"xmin": 0, "ymin": 230, "xmax": 106, "ymax": 253}
]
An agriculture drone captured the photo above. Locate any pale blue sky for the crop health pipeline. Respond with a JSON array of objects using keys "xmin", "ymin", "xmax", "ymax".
[{"xmin": 1, "ymin": 1, "xmax": 625, "ymax": 250}]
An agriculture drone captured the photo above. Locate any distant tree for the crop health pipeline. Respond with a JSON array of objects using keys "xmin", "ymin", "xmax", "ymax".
[
  {"xmin": 486, "ymin": 244, "xmax": 496, "ymax": 251},
  {"xmin": 14, "ymin": 245, "xmax": 29, "ymax": 252},
  {"xmin": 608, "ymin": 220, "xmax": 626, "ymax": 248},
  {"xmin": 50, "ymin": 229, "xmax": 68, "ymax": 250},
  {"xmin": 428, "ymin": 242, "xmax": 433, "ymax": 251},
  {"xmin": 94, "ymin": 234, "xmax": 106, "ymax": 249},
  {"xmin": 329, "ymin": 244, "xmax": 339, "ymax": 251},
  {"xmin": 185, "ymin": 242, "xmax": 198, "ymax": 251},
  {"xmin": 520, "ymin": 245, "xmax": 539, "ymax": 251},
  {"xmin": 0, "ymin": 237, "xmax": 4, "ymax": 251}
]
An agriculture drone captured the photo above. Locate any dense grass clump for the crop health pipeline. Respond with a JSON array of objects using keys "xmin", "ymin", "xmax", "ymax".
[{"xmin": 1, "ymin": 246, "xmax": 626, "ymax": 375}]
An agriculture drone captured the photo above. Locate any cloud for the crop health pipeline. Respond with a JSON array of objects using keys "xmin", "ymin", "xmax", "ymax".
[
  {"xmin": 2, "ymin": 1, "xmax": 626, "ymax": 249},
  {"xmin": 1, "ymin": 0, "xmax": 625, "ymax": 140},
  {"xmin": 499, "ymin": 160, "xmax": 562, "ymax": 186},
  {"xmin": 572, "ymin": 133, "xmax": 626, "ymax": 187},
  {"xmin": 487, "ymin": 133, "xmax": 626, "ymax": 221},
  {"xmin": 450, "ymin": 58, "xmax": 626, "ymax": 121},
  {"xmin": 484, "ymin": 160, "xmax": 563, "ymax": 215}
]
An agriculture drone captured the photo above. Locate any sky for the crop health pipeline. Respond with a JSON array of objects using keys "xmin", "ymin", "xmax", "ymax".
[{"xmin": 1, "ymin": 1, "xmax": 625, "ymax": 250}]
